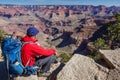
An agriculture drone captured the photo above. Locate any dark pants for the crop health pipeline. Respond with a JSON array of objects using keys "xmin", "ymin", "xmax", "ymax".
[{"xmin": 35, "ymin": 55, "xmax": 56, "ymax": 73}]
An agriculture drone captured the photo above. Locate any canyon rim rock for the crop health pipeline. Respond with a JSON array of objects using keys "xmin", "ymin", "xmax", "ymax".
[
  {"xmin": 57, "ymin": 54, "xmax": 108, "ymax": 80},
  {"xmin": 99, "ymin": 49, "xmax": 120, "ymax": 69},
  {"xmin": 100, "ymin": 49, "xmax": 120, "ymax": 80}
]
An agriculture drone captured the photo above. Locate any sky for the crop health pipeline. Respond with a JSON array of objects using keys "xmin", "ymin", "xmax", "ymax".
[{"xmin": 0, "ymin": 0, "xmax": 120, "ymax": 6}]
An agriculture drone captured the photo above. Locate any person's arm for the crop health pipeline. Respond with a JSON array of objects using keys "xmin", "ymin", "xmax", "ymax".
[{"xmin": 31, "ymin": 44, "xmax": 56, "ymax": 56}]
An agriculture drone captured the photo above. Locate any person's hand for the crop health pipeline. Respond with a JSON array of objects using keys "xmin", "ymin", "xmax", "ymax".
[
  {"xmin": 55, "ymin": 52, "xmax": 58, "ymax": 55},
  {"xmin": 55, "ymin": 51, "xmax": 60, "ymax": 57}
]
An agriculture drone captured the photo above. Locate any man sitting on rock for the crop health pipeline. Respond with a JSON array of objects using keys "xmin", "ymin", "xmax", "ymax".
[{"xmin": 21, "ymin": 26, "xmax": 58, "ymax": 77}]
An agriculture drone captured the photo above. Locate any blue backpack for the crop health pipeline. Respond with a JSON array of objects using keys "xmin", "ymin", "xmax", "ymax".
[{"xmin": 1, "ymin": 37, "xmax": 38, "ymax": 76}]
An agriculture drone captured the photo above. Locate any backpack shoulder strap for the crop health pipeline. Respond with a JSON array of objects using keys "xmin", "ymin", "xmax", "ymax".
[
  {"xmin": 22, "ymin": 42, "xmax": 37, "ymax": 47},
  {"xmin": 22, "ymin": 42, "xmax": 36, "ymax": 67},
  {"xmin": 25, "ymin": 57, "xmax": 31, "ymax": 67}
]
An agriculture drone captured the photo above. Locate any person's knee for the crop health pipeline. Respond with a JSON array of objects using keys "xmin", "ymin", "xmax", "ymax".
[{"xmin": 50, "ymin": 55, "xmax": 56, "ymax": 60}]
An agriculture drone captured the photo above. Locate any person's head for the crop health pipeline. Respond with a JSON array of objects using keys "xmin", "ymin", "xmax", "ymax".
[{"xmin": 27, "ymin": 27, "xmax": 39, "ymax": 38}]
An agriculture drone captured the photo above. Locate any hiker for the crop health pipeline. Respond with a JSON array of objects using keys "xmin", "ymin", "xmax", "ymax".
[{"xmin": 21, "ymin": 26, "xmax": 57, "ymax": 76}]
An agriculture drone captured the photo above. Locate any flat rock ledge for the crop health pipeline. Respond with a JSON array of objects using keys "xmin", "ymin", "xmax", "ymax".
[{"xmin": 15, "ymin": 75, "xmax": 38, "ymax": 80}]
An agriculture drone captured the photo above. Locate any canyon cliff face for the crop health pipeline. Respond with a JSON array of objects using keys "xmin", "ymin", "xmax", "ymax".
[
  {"xmin": 0, "ymin": 5, "xmax": 120, "ymax": 80},
  {"xmin": 0, "ymin": 5, "xmax": 118, "ymax": 32},
  {"xmin": 0, "ymin": 5, "xmax": 119, "ymax": 53}
]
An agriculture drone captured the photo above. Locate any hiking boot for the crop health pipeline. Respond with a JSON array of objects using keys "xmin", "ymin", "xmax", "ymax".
[{"xmin": 38, "ymin": 71, "xmax": 51, "ymax": 77}]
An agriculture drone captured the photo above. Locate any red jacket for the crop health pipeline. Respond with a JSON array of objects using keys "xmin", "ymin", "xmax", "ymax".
[{"xmin": 21, "ymin": 36, "xmax": 56, "ymax": 66}]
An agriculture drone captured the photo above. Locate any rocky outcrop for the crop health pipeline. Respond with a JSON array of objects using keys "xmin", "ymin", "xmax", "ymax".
[
  {"xmin": 107, "ymin": 69, "xmax": 120, "ymax": 80},
  {"xmin": 56, "ymin": 48, "xmax": 120, "ymax": 80},
  {"xmin": 99, "ymin": 49, "xmax": 120, "ymax": 69},
  {"xmin": 57, "ymin": 54, "xmax": 108, "ymax": 80}
]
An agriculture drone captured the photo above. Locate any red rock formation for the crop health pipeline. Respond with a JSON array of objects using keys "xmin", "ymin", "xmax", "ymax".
[
  {"xmin": 69, "ymin": 10, "xmax": 73, "ymax": 17},
  {"xmin": 57, "ymin": 7, "xmax": 66, "ymax": 17},
  {"xmin": 99, "ymin": 6, "xmax": 107, "ymax": 15},
  {"xmin": 0, "ymin": 6, "xmax": 28, "ymax": 17}
]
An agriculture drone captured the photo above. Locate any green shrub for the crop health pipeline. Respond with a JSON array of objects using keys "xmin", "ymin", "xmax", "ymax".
[
  {"xmin": 0, "ymin": 30, "xmax": 7, "ymax": 46},
  {"xmin": 92, "ymin": 14, "xmax": 120, "ymax": 49},
  {"xmin": 88, "ymin": 49, "xmax": 101, "ymax": 61},
  {"xmin": 92, "ymin": 38, "xmax": 110, "ymax": 50},
  {"xmin": 58, "ymin": 53, "xmax": 72, "ymax": 63},
  {"xmin": 103, "ymin": 14, "xmax": 120, "ymax": 49}
]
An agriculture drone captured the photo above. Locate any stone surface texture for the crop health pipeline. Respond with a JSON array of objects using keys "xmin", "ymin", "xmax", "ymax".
[{"xmin": 57, "ymin": 54, "xmax": 108, "ymax": 80}]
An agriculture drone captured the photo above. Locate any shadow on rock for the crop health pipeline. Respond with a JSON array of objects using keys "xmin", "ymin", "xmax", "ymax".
[
  {"xmin": 89, "ymin": 25, "xmax": 107, "ymax": 42},
  {"xmin": 0, "ymin": 61, "xmax": 8, "ymax": 80},
  {"xmin": 52, "ymin": 31, "xmax": 76, "ymax": 48},
  {"xmin": 73, "ymin": 39, "xmax": 88, "ymax": 55},
  {"xmin": 47, "ymin": 63, "xmax": 65, "ymax": 80}
]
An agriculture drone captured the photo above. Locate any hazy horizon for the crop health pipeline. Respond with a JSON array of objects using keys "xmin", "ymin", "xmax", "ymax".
[{"xmin": 0, "ymin": 0, "xmax": 120, "ymax": 7}]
